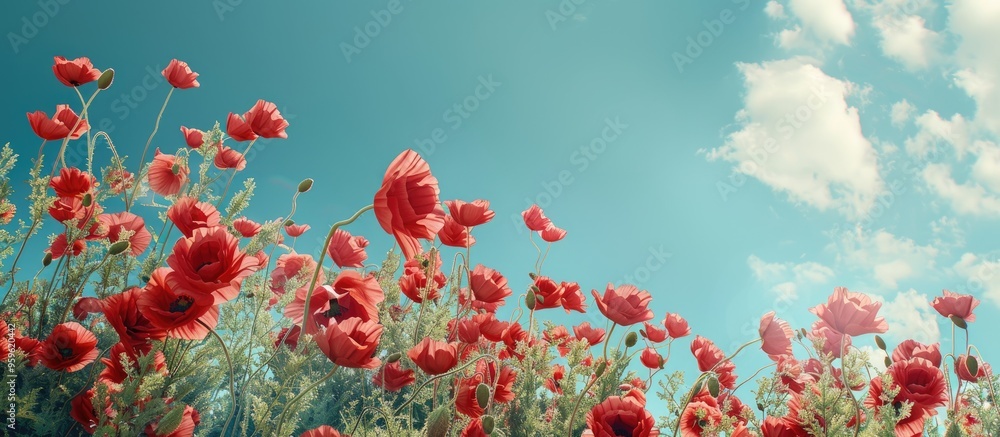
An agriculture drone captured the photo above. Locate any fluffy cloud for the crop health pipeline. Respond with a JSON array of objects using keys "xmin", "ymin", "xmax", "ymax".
[
  {"xmin": 953, "ymin": 253, "xmax": 1000, "ymax": 308},
  {"xmin": 890, "ymin": 99, "xmax": 915, "ymax": 128},
  {"xmin": 923, "ymin": 162, "xmax": 1000, "ymax": 217},
  {"xmin": 706, "ymin": 58, "xmax": 883, "ymax": 219},
  {"xmin": 786, "ymin": 0, "xmax": 856, "ymax": 47},
  {"xmin": 879, "ymin": 289, "xmax": 940, "ymax": 343},
  {"xmin": 949, "ymin": 0, "xmax": 1000, "ymax": 135},
  {"xmin": 827, "ymin": 227, "xmax": 939, "ymax": 290},
  {"xmin": 874, "ymin": 14, "xmax": 940, "ymax": 69},
  {"xmin": 748, "ymin": 255, "xmax": 834, "ymax": 300}
]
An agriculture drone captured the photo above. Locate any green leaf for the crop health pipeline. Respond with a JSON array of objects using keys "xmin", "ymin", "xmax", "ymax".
[{"xmin": 154, "ymin": 404, "xmax": 187, "ymax": 435}]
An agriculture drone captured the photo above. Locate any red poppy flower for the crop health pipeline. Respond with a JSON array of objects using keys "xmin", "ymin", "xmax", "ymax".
[
  {"xmin": 300, "ymin": 425, "xmax": 349, "ymax": 437},
  {"xmin": 759, "ymin": 311, "xmax": 794, "ymax": 358},
  {"xmin": 479, "ymin": 314, "xmax": 509, "ymax": 342},
  {"xmin": 456, "ymin": 361, "xmax": 518, "ymax": 417},
  {"xmin": 759, "ymin": 416, "xmax": 807, "ymax": 437},
  {"xmin": 232, "ymin": 217, "xmax": 262, "ymax": 238},
  {"xmin": 719, "ymin": 392, "xmax": 751, "ymax": 426},
  {"xmin": 892, "ymin": 340, "xmax": 941, "ymax": 367},
  {"xmin": 866, "ymin": 358, "xmax": 948, "ymax": 436},
  {"xmin": 573, "ymin": 322, "xmax": 606, "ymax": 346},
  {"xmin": 167, "ymin": 197, "xmax": 221, "ymax": 238},
  {"xmin": 48, "ymin": 195, "xmax": 97, "ymax": 225},
  {"xmin": 807, "ymin": 320, "xmax": 851, "ymax": 358},
  {"xmin": 50, "ymin": 167, "xmax": 97, "ymax": 198},
  {"xmin": 50, "ymin": 233, "xmax": 86, "ymax": 259},
  {"xmin": 560, "ymin": 281, "xmax": 587, "ymax": 313},
  {"xmin": 106, "ymin": 168, "xmax": 134, "ymax": 194},
  {"xmin": 162, "ymin": 59, "xmax": 200, "ymax": 89},
  {"xmin": 678, "ymin": 400, "xmax": 721, "ymax": 437},
  {"xmin": 955, "ymin": 354, "xmax": 990, "ymax": 382},
  {"xmin": 39, "ymin": 322, "xmax": 99, "ymax": 372},
  {"xmin": 226, "ymin": 112, "xmax": 258, "ymax": 142},
  {"xmin": 521, "ymin": 204, "xmax": 552, "ymax": 232},
  {"xmin": 0, "ymin": 201, "xmax": 14, "ymax": 225},
  {"xmin": 144, "ymin": 404, "xmax": 200, "ymax": 437},
  {"xmin": 314, "ymin": 317, "xmax": 382, "ymax": 369},
  {"xmin": 73, "ymin": 297, "xmax": 102, "ymax": 320},
  {"xmin": 809, "ymin": 286, "xmax": 888, "ymax": 336},
  {"xmin": 137, "ymin": 268, "xmax": 219, "ymax": 340},
  {"xmin": 690, "ymin": 336, "xmax": 737, "ymax": 389},
  {"xmin": 102, "ymin": 287, "xmax": 167, "ymax": 351},
  {"xmin": 285, "ymin": 223, "xmax": 310, "ymax": 237},
  {"xmin": 273, "ymin": 325, "xmax": 301, "ymax": 350},
  {"xmin": 270, "ymin": 252, "xmax": 323, "ymax": 295},
  {"xmin": 374, "ymin": 150, "xmax": 445, "ymax": 261},
  {"xmin": 180, "ymin": 126, "xmax": 204, "ymax": 148},
  {"xmin": 531, "ymin": 276, "xmax": 564, "ymax": 310},
  {"xmin": 14, "ymin": 331, "xmax": 42, "ymax": 367},
  {"xmin": 94, "ymin": 212, "xmax": 151, "ymax": 256},
  {"xmin": 327, "ymin": 228, "xmax": 369, "ymax": 268},
  {"xmin": 53, "ymin": 56, "xmax": 101, "ymax": 87},
  {"xmin": 586, "ymin": 396, "xmax": 660, "ymax": 437},
  {"xmin": 70, "ymin": 386, "xmax": 109, "ymax": 434},
  {"xmin": 147, "ymin": 149, "xmax": 189, "ymax": 196},
  {"xmin": 467, "ymin": 264, "xmax": 512, "ymax": 312},
  {"xmin": 640, "ymin": 347, "xmax": 663, "ymax": 369},
  {"xmin": 285, "ymin": 270, "xmax": 384, "ymax": 334},
  {"xmin": 28, "ymin": 105, "xmax": 91, "ymax": 141},
  {"xmin": 461, "ymin": 419, "xmax": 489, "ymax": 437},
  {"xmin": 501, "ymin": 323, "xmax": 533, "ymax": 360},
  {"xmin": 398, "ymin": 250, "xmax": 446, "ymax": 303},
  {"xmin": 243, "ymin": 99, "xmax": 289, "ymax": 139},
  {"xmin": 931, "ymin": 289, "xmax": 980, "ymax": 323},
  {"xmin": 167, "ymin": 226, "xmax": 257, "ymax": 304},
  {"xmin": 372, "ymin": 361, "xmax": 415, "ymax": 392},
  {"xmin": 445, "ymin": 199, "xmax": 495, "ymax": 227},
  {"xmin": 98, "ymin": 342, "xmax": 167, "ymax": 385},
  {"xmin": 643, "ymin": 321, "xmax": 667, "ymax": 343},
  {"xmin": 438, "ymin": 214, "xmax": 475, "ymax": 248},
  {"xmin": 540, "ymin": 224, "xmax": 567, "ymax": 242},
  {"xmin": 214, "ymin": 142, "xmax": 247, "ymax": 171},
  {"xmin": 407, "ymin": 338, "xmax": 458, "ymax": 375},
  {"xmin": 664, "ymin": 313, "xmax": 691, "ymax": 338},
  {"xmin": 592, "ymin": 283, "xmax": 654, "ymax": 326},
  {"xmin": 544, "ymin": 364, "xmax": 566, "ymax": 394}
]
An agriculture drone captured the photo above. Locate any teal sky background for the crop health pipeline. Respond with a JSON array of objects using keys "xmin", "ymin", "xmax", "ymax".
[{"xmin": 3, "ymin": 0, "xmax": 999, "ymax": 424}]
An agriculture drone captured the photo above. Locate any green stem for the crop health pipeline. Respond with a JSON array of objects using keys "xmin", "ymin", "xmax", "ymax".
[
  {"xmin": 52, "ymin": 88, "xmax": 100, "ymax": 173},
  {"xmin": 126, "ymin": 87, "xmax": 174, "ymax": 211},
  {"xmin": 276, "ymin": 366, "xmax": 340, "ymax": 435},
  {"xmin": 203, "ymin": 323, "xmax": 237, "ymax": 437}
]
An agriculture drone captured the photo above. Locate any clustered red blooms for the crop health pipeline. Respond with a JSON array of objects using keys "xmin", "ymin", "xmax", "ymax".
[{"xmin": 5, "ymin": 56, "xmax": 997, "ymax": 437}]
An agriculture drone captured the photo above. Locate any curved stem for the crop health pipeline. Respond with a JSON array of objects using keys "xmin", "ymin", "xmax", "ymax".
[
  {"xmin": 126, "ymin": 87, "xmax": 174, "ymax": 211},
  {"xmin": 202, "ymin": 322, "xmax": 237, "ymax": 437},
  {"xmin": 840, "ymin": 335, "xmax": 861, "ymax": 437},
  {"xmin": 276, "ymin": 366, "xmax": 340, "ymax": 436},
  {"xmin": 393, "ymin": 354, "xmax": 501, "ymax": 415},
  {"xmin": 52, "ymin": 88, "xmax": 100, "ymax": 173},
  {"xmin": 298, "ymin": 204, "xmax": 374, "ymax": 338}
]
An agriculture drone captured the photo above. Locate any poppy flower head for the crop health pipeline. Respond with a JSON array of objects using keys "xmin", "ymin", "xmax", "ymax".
[
  {"xmin": 664, "ymin": 313, "xmax": 691, "ymax": 339},
  {"xmin": 585, "ymin": 396, "xmax": 660, "ymax": 437},
  {"xmin": 53, "ymin": 56, "xmax": 101, "ymax": 87},
  {"xmin": 214, "ymin": 142, "xmax": 247, "ymax": 171},
  {"xmin": 226, "ymin": 112, "xmax": 258, "ymax": 142},
  {"xmin": 573, "ymin": 322, "xmax": 606, "ymax": 346},
  {"xmin": 166, "ymin": 226, "xmax": 257, "ymax": 304},
  {"xmin": 162, "ymin": 59, "xmax": 200, "ymax": 89},
  {"xmin": 39, "ymin": 322, "xmax": 99, "ymax": 372},
  {"xmin": 167, "ymin": 197, "xmax": 221, "ymax": 238},
  {"xmin": 232, "ymin": 217, "xmax": 262, "ymax": 238},
  {"xmin": 314, "ymin": 317, "xmax": 383, "ymax": 369},
  {"xmin": 438, "ymin": 214, "xmax": 475, "ymax": 248},
  {"xmin": 591, "ymin": 283, "xmax": 654, "ymax": 326},
  {"xmin": 540, "ymin": 224, "xmax": 567, "ymax": 242},
  {"xmin": 180, "ymin": 126, "xmax": 204, "ymax": 148},
  {"xmin": 931, "ymin": 289, "xmax": 980, "ymax": 323},
  {"xmin": 445, "ymin": 199, "xmax": 495, "ymax": 227},
  {"xmin": 147, "ymin": 149, "xmax": 189, "ymax": 196},
  {"xmin": 327, "ymin": 228, "xmax": 369, "ymax": 268},
  {"xmin": 300, "ymin": 425, "xmax": 349, "ymax": 437},
  {"xmin": 892, "ymin": 340, "xmax": 942, "ymax": 368},
  {"xmin": 372, "ymin": 361, "xmax": 416, "ymax": 392},
  {"xmin": 285, "ymin": 223, "xmax": 310, "ymax": 237},
  {"xmin": 468, "ymin": 264, "xmax": 512, "ymax": 312},
  {"xmin": 560, "ymin": 281, "xmax": 587, "ymax": 313},
  {"xmin": 521, "ymin": 204, "xmax": 552, "ymax": 232},
  {"xmin": 398, "ymin": 250, "xmax": 446, "ymax": 303},
  {"xmin": 373, "ymin": 150, "xmax": 445, "ymax": 261},
  {"xmin": 243, "ymin": 99, "xmax": 289, "ymax": 139},
  {"xmin": 809, "ymin": 286, "xmax": 888, "ymax": 337},
  {"xmin": 531, "ymin": 276, "xmax": 565, "ymax": 310},
  {"xmin": 407, "ymin": 338, "xmax": 458, "ymax": 375},
  {"xmin": 136, "ymin": 268, "xmax": 219, "ymax": 340},
  {"xmin": 50, "ymin": 167, "xmax": 97, "ymax": 198},
  {"xmin": 759, "ymin": 311, "xmax": 794, "ymax": 359},
  {"xmin": 94, "ymin": 212, "xmax": 151, "ymax": 256},
  {"xmin": 808, "ymin": 320, "xmax": 851, "ymax": 359},
  {"xmin": 643, "ymin": 321, "xmax": 668, "ymax": 343}
]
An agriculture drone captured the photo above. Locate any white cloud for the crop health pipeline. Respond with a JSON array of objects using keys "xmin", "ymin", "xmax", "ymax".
[
  {"xmin": 949, "ymin": 0, "xmax": 1000, "ymax": 136},
  {"xmin": 858, "ymin": 345, "xmax": 888, "ymax": 372},
  {"xmin": 922, "ymin": 162, "xmax": 1000, "ymax": 216},
  {"xmin": 880, "ymin": 289, "xmax": 940, "ymax": 343},
  {"xmin": 903, "ymin": 111, "xmax": 972, "ymax": 159},
  {"xmin": 890, "ymin": 99, "xmax": 915, "ymax": 128},
  {"xmin": 828, "ymin": 227, "xmax": 939, "ymax": 290},
  {"xmin": 748, "ymin": 254, "xmax": 834, "ymax": 300},
  {"xmin": 765, "ymin": 1, "xmax": 786, "ymax": 19},
  {"xmin": 874, "ymin": 14, "xmax": 940, "ymax": 69},
  {"xmin": 953, "ymin": 253, "xmax": 1000, "ymax": 308},
  {"xmin": 707, "ymin": 58, "xmax": 884, "ymax": 219},
  {"xmin": 788, "ymin": 0, "xmax": 856, "ymax": 46}
]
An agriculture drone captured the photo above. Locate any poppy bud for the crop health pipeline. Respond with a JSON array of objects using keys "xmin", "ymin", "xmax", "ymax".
[
  {"xmin": 874, "ymin": 335, "xmax": 886, "ymax": 351},
  {"xmin": 595, "ymin": 361, "xmax": 607, "ymax": 378},
  {"xmin": 967, "ymin": 356, "xmax": 979, "ymax": 376},
  {"xmin": 706, "ymin": 375, "xmax": 720, "ymax": 397},
  {"xmin": 297, "ymin": 178, "xmax": 313, "ymax": 193},
  {"xmin": 528, "ymin": 272, "xmax": 537, "ymax": 280},
  {"xmin": 107, "ymin": 241, "xmax": 131, "ymax": 256},
  {"xmin": 624, "ymin": 332, "xmax": 638, "ymax": 348},
  {"xmin": 525, "ymin": 292, "xmax": 536, "ymax": 310},
  {"xmin": 481, "ymin": 415, "xmax": 495, "ymax": 434},
  {"xmin": 425, "ymin": 405, "xmax": 452, "ymax": 437},
  {"xmin": 386, "ymin": 352, "xmax": 401, "ymax": 363},
  {"xmin": 171, "ymin": 164, "xmax": 180, "ymax": 175},
  {"xmin": 884, "ymin": 356, "xmax": 892, "ymax": 368},
  {"xmin": 476, "ymin": 383, "xmax": 490, "ymax": 409},
  {"xmin": 950, "ymin": 315, "xmax": 968, "ymax": 329},
  {"xmin": 98, "ymin": 68, "xmax": 115, "ymax": 90},
  {"xmin": 756, "ymin": 402, "xmax": 765, "ymax": 411},
  {"xmin": 43, "ymin": 252, "xmax": 53, "ymax": 267},
  {"xmin": 82, "ymin": 193, "xmax": 92, "ymax": 207},
  {"xmin": 140, "ymin": 275, "xmax": 150, "ymax": 283},
  {"xmin": 283, "ymin": 219, "xmax": 295, "ymax": 227}
]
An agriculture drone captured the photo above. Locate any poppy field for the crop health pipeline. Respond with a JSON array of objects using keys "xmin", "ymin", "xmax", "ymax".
[{"xmin": 1, "ymin": 57, "xmax": 999, "ymax": 437}]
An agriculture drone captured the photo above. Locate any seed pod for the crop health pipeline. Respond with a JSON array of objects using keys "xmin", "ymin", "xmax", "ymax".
[
  {"xmin": 476, "ymin": 383, "xmax": 491, "ymax": 409},
  {"xmin": 424, "ymin": 405, "xmax": 452, "ymax": 437},
  {"xmin": 82, "ymin": 193, "xmax": 92, "ymax": 207},
  {"xmin": 108, "ymin": 241, "xmax": 131, "ymax": 256},
  {"xmin": 624, "ymin": 332, "xmax": 638, "ymax": 348},
  {"xmin": 525, "ymin": 292, "xmax": 536, "ymax": 310},
  {"xmin": 386, "ymin": 352, "xmax": 401, "ymax": 363},
  {"xmin": 297, "ymin": 178, "xmax": 313, "ymax": 193},
  {"xmin": 528, "ymin": 272, "xmax": 537, "ymax": 280},
  {"xmin": 481, "ymin": 415, "xmax": 495, "ymax": 434},
  {"xmin": 967, "ymin": 356, "xmax": 979, "ymax": 377},
  {"xmin": 595, "ymin": 362, "xmax": 607, "ymax": 378},
  {"xmin": 884, "ymin": 356, "xmax": 892, "ymax": 368},
  {"xmin": 874, "ymin": 335, "xmax": 886, "ymax": 351},
  {"xmin": 950, "ymin": 315, "xmax": 968, "ymax": 330},
  {"xmin": 43, "ymin": 252, "xmax": 53, "ymax": 267},
  {"xmin": 707, "ymin": 375, "xmax": 720, "ymax": 397}
]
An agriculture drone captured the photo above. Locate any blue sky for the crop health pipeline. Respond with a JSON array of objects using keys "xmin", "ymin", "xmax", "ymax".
[{"xmin": 3, "ymin": 0, "xmax": 999, "ymax": 416}]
